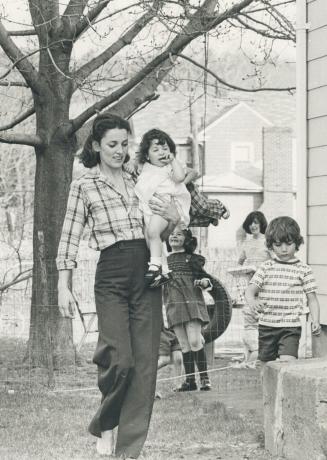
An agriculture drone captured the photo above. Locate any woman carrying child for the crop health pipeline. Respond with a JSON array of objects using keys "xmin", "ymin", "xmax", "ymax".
[{"xmin": 164, "ymin": 226, "xmax": 212, "ymax": 391}]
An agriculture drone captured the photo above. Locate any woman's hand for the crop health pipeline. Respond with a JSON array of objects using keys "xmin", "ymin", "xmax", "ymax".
[
  {"xmin": 149, "ymin": 194, "xmax": 180, "ymax": 225},
  {"xmin": 58, "ymin": 286, "xmax": 76, "ymax": 318}
]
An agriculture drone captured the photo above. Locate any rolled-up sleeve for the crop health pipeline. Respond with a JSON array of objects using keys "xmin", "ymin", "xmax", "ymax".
[{"xmin": 56, "ymin": 181, "xmax": 87, "ymax": 270}]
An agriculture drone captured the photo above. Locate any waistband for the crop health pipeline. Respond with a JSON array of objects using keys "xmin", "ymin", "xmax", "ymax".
[{"xmin": 101, "ymin": 239, "xmax": 146, "ymax": 252}]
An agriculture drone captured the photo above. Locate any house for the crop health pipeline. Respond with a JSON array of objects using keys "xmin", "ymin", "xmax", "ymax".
[
  {"xmin": 298, "ymin": 0, "xmax": 327, "ymax": 350},
  {"xmin": 130, "ymin": 91, "xmax": 296, "ymax": 247}
]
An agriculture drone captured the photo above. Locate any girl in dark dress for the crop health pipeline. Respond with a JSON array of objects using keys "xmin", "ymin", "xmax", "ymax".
[{"xmin": 164, "ymin": 226, "xmax": 212, "ymax": 391}]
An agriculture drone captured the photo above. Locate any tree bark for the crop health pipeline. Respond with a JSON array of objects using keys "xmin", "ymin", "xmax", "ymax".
[
  {"xmin": 27, "ymin": 62, "xmax": 76, "ymax": 366},
  {"xmin": 28, "ymin": 131, "xmax": 76, "ymax": 368}
]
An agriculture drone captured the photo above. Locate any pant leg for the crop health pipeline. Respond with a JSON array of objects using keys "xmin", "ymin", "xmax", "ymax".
[
  {"xmin": 115, "ymin": 253, "xmax": 162, "ymax": 459},
  {"xmin": 89, "ymin": 245, "xmax": 136, "ymax": 436}
]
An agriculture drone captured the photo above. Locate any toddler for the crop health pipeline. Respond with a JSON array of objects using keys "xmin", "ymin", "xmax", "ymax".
[{"xmin": 135, "ymin": 129, "xmax": 197, "ymax": 287}]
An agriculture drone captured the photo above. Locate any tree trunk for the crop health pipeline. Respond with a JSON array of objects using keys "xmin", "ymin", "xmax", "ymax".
[{"xmin": 28, "ymin": 116, "xmax": 76, "ymax": 368}]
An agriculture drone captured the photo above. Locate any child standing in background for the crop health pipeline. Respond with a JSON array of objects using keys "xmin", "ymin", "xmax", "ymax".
[
  {"xmin": 245, "ymin": 216, "xmax": 321, "ymax": 363},
  {"xmin": 238, "ymin": 211, "xmax": 270, "ymax": 268},
  {"xmin": 237, "ymin": 211, "xmax": 270, "ymax": 363},
  {"xmin": 164, "ymin": 226, "xmax": 212, "ymax": 391},
  {"xmin": 135, "ymin": 129, "xmax": 198, "ymax": 288}
]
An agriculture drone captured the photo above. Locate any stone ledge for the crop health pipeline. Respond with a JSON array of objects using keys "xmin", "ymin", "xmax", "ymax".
[{"xmin": 263, "ymin": 358, "xmax": 327, "ymax": 460}]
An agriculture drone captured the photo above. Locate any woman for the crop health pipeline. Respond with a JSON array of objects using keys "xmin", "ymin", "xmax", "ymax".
[
  {"xmin": 238, "ymin": 211, "xmax": 270, "ymax": 268},
  {"xmin": 56, "ymin": 113, "xmax": 179, "ymax": 459}
]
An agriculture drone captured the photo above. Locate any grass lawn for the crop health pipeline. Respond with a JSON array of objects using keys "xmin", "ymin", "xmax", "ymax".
[{"xmin": 0, "ymin": 339, "xmax": 271, "ymax": 459}]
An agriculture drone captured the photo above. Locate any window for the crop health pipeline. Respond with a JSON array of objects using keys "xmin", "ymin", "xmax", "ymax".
[{"xmin": 231, "ymin": 142, "xmax": 254, "ymax": 170}]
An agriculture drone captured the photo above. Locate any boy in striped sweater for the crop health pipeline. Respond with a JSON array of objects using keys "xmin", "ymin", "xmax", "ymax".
[{"xmin": 245, "ymin": 216, "xmax": 321, "ymax": 363}]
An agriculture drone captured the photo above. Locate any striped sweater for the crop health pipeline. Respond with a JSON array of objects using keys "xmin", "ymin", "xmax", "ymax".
[{"xmin": 250, "ymin": 258, "xmax": 317, "ymax": 327}]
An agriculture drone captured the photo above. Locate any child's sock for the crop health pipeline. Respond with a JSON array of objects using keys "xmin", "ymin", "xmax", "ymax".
[
  {"xmin": 192, "ymin": 347, "xmax": 209, "ymax": 381},
  {"xmin": 148, "ymin": 257, "xmax": 162, "ymax": 272},
  {"xmin": 182, "ymin": 351, "xmax": 196, "ymax": 384}
]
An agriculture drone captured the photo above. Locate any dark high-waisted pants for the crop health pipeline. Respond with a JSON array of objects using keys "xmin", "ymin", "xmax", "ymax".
[{"xmin": 88, "ymin": 239, "xmax": 162, "ymax": 459}]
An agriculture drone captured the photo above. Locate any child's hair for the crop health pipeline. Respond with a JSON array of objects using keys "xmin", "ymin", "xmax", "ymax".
[
  {"xmin": 138, "ymin": 128, "xmax": 176, "ymax": 164},
  {"xmin": 242, "ymin": 211, "xmax": 267, "ymax": 234},
  {"xmin": 80, "ymin": 113, "xmax": 131, "ymax": 168},
  {"xmin": 265, "ymin": 216, "xmax": 304, "ymax": 250},
  {"xmin": 166, "ymin": 228, "xmax": 197, "ymax": 254}
]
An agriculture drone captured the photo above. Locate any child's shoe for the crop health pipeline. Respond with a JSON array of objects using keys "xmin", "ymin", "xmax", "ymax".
[
  {"xmin": 200, "ymin": 378, "xmax": 211, "ymax": 391},
  {"xmin": 173, "ymin": 381, "xmax": 197, "ymax": 392}
]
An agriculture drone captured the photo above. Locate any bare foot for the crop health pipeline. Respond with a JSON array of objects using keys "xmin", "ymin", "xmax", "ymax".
[{"xmin": 96, "ymin": 430, "xmax": 114, "ymax": 456}]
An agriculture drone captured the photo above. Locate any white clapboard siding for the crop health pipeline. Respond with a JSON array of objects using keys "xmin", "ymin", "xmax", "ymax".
[
  {"xmin": 311, "ymin": 266, "xmax": 327, "ymax": 295},
  {"xmin": 308, "ymin": 177, "xmax": 327, "ymax": 205},
  {"xmin": 308, "ymin": 236, "xmax": 327, "ymax": 265},
  {"xmin": 308, "ymin": 56, "xmax": 327, "ymax": 90},
  {"xmin": 307, "ymin": 26, "xmax": 327, "ymax": 61},
  {"xmin": 308, "ymin": 146, "xmax": 327, "ymax": 177},
  {"xmin": 307, "ymin": 0, "xmax": 327, "ymax": 326},
  {"xmin": 308, "ymin": 0, "xmax": 327, "ymax": 31},
  {"xmin": 308, "ymin": 86, "xmax": 327, "ymax": 119},
  {"xmin": 308, "ymin": 206, "xmax": 327, "ymax": 234},
  {"xmin": 317, "ymin": 295, "xmax": 327, "ymax": 324},
  {"xmin": 308, "ymin": 117, "xmax": 327, "ymax": 148}
]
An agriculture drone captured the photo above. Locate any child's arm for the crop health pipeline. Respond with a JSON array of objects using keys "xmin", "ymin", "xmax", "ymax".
[
  {"xmin": 170, "ymin": 156, "xmax": 186, "ymax": 183},
  {"xmin": 306, "ymin": 292, "xmax": 321, "ymax": 335},
  {"xmin": 238, "ymin": 249, "xmax": 246, "ymax": 265},
  {"xmin": 184, "ymin": 167, "xmax": 199, "ymax": 185},
  {"xmin": 245, "ymin": 283, "xmax": 265, "ymax": 314}
]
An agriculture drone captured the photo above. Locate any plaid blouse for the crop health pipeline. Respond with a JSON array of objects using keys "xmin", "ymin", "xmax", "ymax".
[
  {"xmin": 250, "ymin": 258, "xmax": 317, "ymax": 327},
  {"xmin": 56, "ymin": 166, "xmax": 144, "ymax": 270},
  {"xmin": 186, "ymin": 183, "xmax": 227, "ymax": 227}
]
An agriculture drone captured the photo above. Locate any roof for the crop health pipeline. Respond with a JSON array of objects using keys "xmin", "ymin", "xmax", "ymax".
[{"xmin": 196, "ymin": 172, "xmax": 263, "ymax": 193}]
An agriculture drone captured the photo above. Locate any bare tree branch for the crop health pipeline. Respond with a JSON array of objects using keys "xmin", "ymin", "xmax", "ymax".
[
  {"xmin": 72, "ymin": 0, "xmax": 111, "ymax": 40},
  {"xmin": 8, "ymin": 29, "xmax": 37, "ymax": 36},
  {"xmin": 70, "ymin": 0, "xmax": 256, "ymax": 131},
  {"xmin": 0, "ymin": 131, "xmax": 42, "ymax": 146},
  {"xmin": 73, "ymin": 3, "xmax": 160, "ymax": 90},
  {"xmin": 239, "ymin": 11, "xmax": 295, "ymax": 40},
  {"xmin": 233, "ymin": 16, "xmax": 295, "ymax": 41},
  {"xmin": 177, "ymin": 53, "xmax": 295, "ymax": 93},
  {"xmin": 0, "ymin": 20, "xmax": 40, "ymax": 93},
  {"xmin": 63, "ymin": 0, "xmax": 89, "ymax": 24},
  {"xmin": 0, "ymin": 81, "xmax": 29, "ymax": 87},
  {"xmin": 28, "ymin": 0, "xmax": 60, "ymax": 43},
  {"xmin": 0, "ymin": 270, "xmax": 32, "ymax": 294},
  {"xmin": 0, "ymin": 107, "xmax": 35, "ymax": 131}
]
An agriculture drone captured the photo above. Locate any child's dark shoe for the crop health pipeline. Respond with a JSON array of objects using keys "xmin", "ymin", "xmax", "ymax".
[
  {"xmin": 174, "ymin": 381, "xmax": 197, "ymax": 392},
  {"xmin": 200, "ymin": 378, "xmax": 211, "ymax": 391}
]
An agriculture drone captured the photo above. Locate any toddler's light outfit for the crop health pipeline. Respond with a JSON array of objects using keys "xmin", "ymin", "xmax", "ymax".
[{"xmin": 135, "ymin": 163, "xmax": 191, "ymax": 226}]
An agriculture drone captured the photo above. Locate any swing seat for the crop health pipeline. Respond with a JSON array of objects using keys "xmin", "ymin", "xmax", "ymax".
[{"xmin": 201, "ymin": 275, "xmax": 233, "ymax": 344}]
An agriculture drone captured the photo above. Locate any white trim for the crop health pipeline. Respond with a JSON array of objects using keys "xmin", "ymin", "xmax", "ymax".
[
  {"xmin": 296, "ymin": 0, "xmax": 308, "ymax": 263},
  {"xmin": 198, "ymin": 101, "xmax": 274, "ymax": 140}
]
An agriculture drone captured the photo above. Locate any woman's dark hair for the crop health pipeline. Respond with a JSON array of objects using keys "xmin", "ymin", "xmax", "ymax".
[
  {"xmin": 138, "ymin": 128, "xmax": 176, "ymax": 164},
  {"xmin": 242, "ymin": 211, "xmax": 267, "ymax": 235},
  {"xmin": 265, "ymin": 216, "xmax": 304, "ymax": 250},
  {"xmin": 80, "ymin": 113, "xmax": 131, "ymax": 168},
  {"xmin": 166, "ymin": 228, "xmax": 197, "ymax": 254}
]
